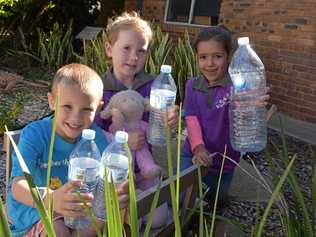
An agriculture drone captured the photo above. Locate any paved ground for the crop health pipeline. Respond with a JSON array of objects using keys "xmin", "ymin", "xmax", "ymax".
[{"xmin": 214, "ymin": 111, "xmax": 316, "ymax": 236}]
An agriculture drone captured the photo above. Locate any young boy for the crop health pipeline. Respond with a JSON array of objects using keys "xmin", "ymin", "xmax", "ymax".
[{"xmin": 6, "ymin": 63, "xmax": 129, "ymax": 237}]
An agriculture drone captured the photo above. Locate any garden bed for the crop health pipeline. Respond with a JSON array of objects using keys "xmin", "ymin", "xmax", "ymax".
[{"xmin": 1, "ymin": 85, "xmax": 315, "ymax": 236}]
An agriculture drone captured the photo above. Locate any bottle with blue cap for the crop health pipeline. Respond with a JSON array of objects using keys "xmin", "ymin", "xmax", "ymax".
[
  {"xmin": 229, "ymin": 37, "xmax": 267, "ymax": 153},
  {"xmin": 148, "ymin": 64, "xmax": 177, "ymax": 145},
  {"xmin": 64, "ymin": 129, "xmax": 101, "ymax": 229},
  {"xmin": 93, "ymin": 131, "xmax": 129, "ymax": 221}
]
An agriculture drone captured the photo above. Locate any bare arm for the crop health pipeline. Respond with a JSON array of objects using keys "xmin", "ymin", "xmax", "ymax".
[{"xmin": 12, "ymin": 176, "xmax": 93, "ymax": 217}]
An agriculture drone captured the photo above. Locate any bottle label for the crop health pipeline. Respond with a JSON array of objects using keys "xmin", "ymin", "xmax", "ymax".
[{"xmin": 150, "ymin": 89, "xmax": 176, "ymax": 109}]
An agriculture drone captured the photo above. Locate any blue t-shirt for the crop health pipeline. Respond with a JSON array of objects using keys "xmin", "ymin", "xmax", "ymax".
[{"xmin": 6, "ymin": 118, "xmax": 109, "ymax": 236}]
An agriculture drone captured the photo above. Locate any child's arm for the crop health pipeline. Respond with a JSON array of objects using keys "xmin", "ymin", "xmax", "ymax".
[
  {"xmin": 12, "ymin": 177, "xmax": 93, "ymax": 217},
  {"xmin": 186, "ymin": 116, "xmax": 212, "ymax": 167}
]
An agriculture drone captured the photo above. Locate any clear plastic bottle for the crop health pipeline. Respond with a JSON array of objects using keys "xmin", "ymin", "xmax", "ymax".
[
  {"xmin": 229, "ymin": 37, "xmax": 267, "ymax": 153},
  {"xmin": 93, "ymin": 131, "xmax": 129, "ymax": 221},
  {"xmin": 148, "ymin": 65, "xmax": 177, "ymax": 146},
  {"xmin": 64, "ymin": 129, "xmax": 101, "ymax": 229}
]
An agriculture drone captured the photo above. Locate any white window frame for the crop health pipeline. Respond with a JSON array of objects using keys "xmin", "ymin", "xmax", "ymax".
[{"xmin": 164, "ymin": 0, "xmax": 215, "ymax": 27}]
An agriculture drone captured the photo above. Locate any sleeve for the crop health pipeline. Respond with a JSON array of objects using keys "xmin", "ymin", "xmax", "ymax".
[
  {"xmin": 183, "ymin": 80, "xmax": 198, "ymax": 116},
  {"xmin": 11, "ymin": 124, "xmax": 43, "ymax": 178},
  {"xmin": 186, "ymin": 116, "xmax": 204, "ymax": 151}
]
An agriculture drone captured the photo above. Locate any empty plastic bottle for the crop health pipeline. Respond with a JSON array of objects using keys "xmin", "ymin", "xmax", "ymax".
[
  {"xmin": 228, "ymin": 37, "xmax": 267, "ymax": 153},
  {"xmin": 93, "ymin": 131, "xmax": 129, "ymax": 221},
  {"xmin": 148, "ymin": 65, "xmax": 177, "ymax": 146},
  {"xmin": 64, "ymin": 129, "xmax": 101, "ymax": 229}
]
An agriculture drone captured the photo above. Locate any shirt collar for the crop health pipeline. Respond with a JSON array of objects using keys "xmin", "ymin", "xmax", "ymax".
[
  {"xmin": 192, "ymin": 74, "xmax": 231, "ymax": 107},
  {"xmin": 102, "ymin": 68, "xmax": 155, "ymax": 91},
  {"xmin": 193, "ymin": 73, "xmax": 231, "ymax": 92}
]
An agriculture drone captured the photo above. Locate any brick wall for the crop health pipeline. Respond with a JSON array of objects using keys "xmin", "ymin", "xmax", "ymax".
[{"xmin": 125, "ymin": 0, "xmax": 316, "ymax": 123}]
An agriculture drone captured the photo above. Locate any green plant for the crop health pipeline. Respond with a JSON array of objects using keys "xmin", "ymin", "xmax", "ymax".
[
  {"xmin": 7, "ymin": 21, "xmax": 74, "ymax": 72},
  {"xmin": 172, "ymin": 30, "xmax": 198, "ymax": 102},
  {"xmin": 75, "ymin": 32, "xmax": 110, "ymax": 75},
  {"xmin": 36, "ymin": 21, "xmax": 74, "ymax": 71},
  {"xmin": 263, "ymin": 119, "xmax": 316, "ymax": 237},
  {"xmin": 0, "ymin": 0, "xmax": 99, "ymax": 48},
  {"xmin": 145, "ymin": 25, "xmax": 172, "ymax": 75},
  {"xmin": 0, "ymin": 92, "xmax": 24, "ymax": 135}
]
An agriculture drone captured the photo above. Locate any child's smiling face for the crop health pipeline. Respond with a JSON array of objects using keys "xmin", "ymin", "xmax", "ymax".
[
  {"xmin": 106, "ymin": 29, "xmax": 149, "ymax": 82},
  {"xmin": 48, "ymin": 84, "xmax": 102, "ymax": 143},
  {"xmin": 196, "ymin": 39, "xmax": 229, "ymax": 84}
]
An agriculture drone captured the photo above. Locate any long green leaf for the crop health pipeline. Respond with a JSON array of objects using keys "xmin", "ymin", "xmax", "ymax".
[
  {"xmin": 143, "ymin": 177, "xmax": 162, "ymax": 237},
  {"xmin": 0, "ymin": 197, "xmax": 13, "ymax": 237},
  {"xmin": 5, "ymin": 127, "xmax": 56, "ymax": 237},
  {"xmin": 165, "ymin": 125, "xmax": 181, "ymax": 236},
  {"xmin": 125, "ymin": 142, "xmax": 139, "ymax": 237},
  {"xmin": 256, "ymin": 155, "xmax": 296, "ymax": 236}
]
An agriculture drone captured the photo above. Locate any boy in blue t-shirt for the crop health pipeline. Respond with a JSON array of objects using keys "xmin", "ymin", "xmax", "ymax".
[{"xmin": 6, "ymin": 63, "xmax": 129, "ymax": 237}]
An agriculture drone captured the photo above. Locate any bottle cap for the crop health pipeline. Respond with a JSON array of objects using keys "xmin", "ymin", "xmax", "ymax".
[
  {"xmin": 160, "ymin": 65, "xmax": 172, "ymax": 73},
  {"xmin": 114, "ymin": 131, "xmax": 128, "ymax": 143},
  {"xmin": 82, "ymin": 129, "xmax": 95, "ymax": 140},
  {"xmin": 237, "ymin": 37, "xmax": 249, "ymax": 46}
]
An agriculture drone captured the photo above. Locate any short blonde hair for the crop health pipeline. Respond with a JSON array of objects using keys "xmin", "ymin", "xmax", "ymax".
[
  {"xmin": 52, "ymin": 63, "xmax": 103, "ymax": 100},
  {"xmin": 106, "ymin": 11, "xmax": 153, "ymax": 45}
]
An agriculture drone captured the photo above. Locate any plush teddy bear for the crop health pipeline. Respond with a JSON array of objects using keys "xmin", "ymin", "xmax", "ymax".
[{"xmin": 100, "ymin": 89, "xmax": 161, "ymax": 179}]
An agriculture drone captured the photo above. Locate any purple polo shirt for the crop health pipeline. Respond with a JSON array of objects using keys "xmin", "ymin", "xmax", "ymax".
[
  {"xmin": 182, "ymin": 75, "xmax": 240, "ymax": 172},
  {"xmin": 95, "ymin": 69, "xmax": 155, "ymax": 130}
]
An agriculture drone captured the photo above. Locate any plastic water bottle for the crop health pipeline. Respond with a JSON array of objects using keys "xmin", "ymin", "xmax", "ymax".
[
  {"xmin": 229, "ymin": 37, "xmax": 267, "ymax": 153},
  {"xmin": 93, "ymin": 131, "xmax": 129, "ymax": 221},
  {"xmin": 148, "ymin": 65, "xmax": 177, "ymax": 145},
  {"xmin": 64, "ymin": 129, "xmax": 101, "ymax": 229}
]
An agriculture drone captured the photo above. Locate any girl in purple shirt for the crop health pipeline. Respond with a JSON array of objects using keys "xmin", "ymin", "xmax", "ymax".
[{"xmin": 181, "ymin": 26, "xmax": 269, "ymax": 205}]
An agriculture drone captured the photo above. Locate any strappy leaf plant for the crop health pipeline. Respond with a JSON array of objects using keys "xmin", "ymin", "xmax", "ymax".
[
  {"xmin": 145, "ymin": 25, "xmax": 172, "ymax": 75},
  {"xmin": 172, "ymin": 30, "xmax": 198, "ymax": 102},
  {"xmin": 75, "ymin": 31, "xmax": 110, "ymax": 75}
]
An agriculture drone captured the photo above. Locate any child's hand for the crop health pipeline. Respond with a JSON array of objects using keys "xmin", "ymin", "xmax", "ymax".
[
  {"xmin": 128, "ymin": 130, "xmax": 145, "ymax": 150},
  {"xmin": 51, "ymin": 181, "xmax": 93, "ymax": 217},
  {"xmin": 192, "ymin": 144, "xmax": 213, "ymax": 167},
  {"xmin": 116, "ymin": 179, "xmax": 129, "ymax": 209},
  {"xmin": 166, "ymin": 105, "xmax": 179, "ymax": 129},
  {"xmin": 255, "ymin": 86, "xmax": 270, "ymax": 107}
]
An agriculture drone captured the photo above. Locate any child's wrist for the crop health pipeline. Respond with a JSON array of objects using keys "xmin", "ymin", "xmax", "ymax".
[
  {"xmin": 34, "ymin": 187, "xmax": 53, "ymax": 209},
  {"xmin": 193, "ymin": 144, "xmax": 205, "ymax": 154}
]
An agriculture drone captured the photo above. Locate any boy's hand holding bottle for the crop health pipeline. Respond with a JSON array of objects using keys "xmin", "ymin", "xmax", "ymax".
[{"xmin": 49, "ymin": 181, "xmax": 94, "ymax": 217}]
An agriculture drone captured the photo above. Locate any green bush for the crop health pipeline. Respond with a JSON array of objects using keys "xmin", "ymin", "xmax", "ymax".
[{"xmin": 0, "ymin": 0, "xmax": 100, "ymax": 49}]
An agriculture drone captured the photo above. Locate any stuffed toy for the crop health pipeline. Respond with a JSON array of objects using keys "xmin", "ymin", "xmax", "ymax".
[{"xmin": 100, "ymin": 89, "xmax": 161, "ymax": 179}]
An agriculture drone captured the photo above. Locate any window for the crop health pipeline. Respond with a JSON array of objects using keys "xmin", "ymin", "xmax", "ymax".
[{"xmin": 165, "ymin": 0, "xmax": 221, "ymax": 26}]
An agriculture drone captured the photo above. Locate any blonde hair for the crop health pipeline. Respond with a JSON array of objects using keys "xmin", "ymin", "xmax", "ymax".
[
  {"xmin": 106, "ymin": 11, "xmax": 153, "ymax": 45},
  {"xmin": 52, "ymin": 63, "xmax": 103, "ymax": 100}
]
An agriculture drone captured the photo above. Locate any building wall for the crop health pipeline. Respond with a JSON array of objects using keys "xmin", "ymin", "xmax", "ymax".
[{"xmin": 125, "ymin": 0, "xmax": 316, "ymax": 123}]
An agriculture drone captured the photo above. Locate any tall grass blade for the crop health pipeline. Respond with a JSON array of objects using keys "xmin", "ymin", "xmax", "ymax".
[
  {"xmin": 103, "ymin": 163, "xmax": 116, "ymax": 236},
  {"xmin": 210, "ymin": 146, "xmax": 227, "ymax": 237},
  {"xmin": 198, "ymin": 167, "xmax": 203, "ymax": 237},
  {"xmin": 143, "ymin": 177, "xmax": 162, "ymax": 237},
  {"xmin": 176, "ymin": 104, "xmax": 182, "ymax": 210},
  {"xmin": 0, "ymin": 197, "xmax": 13, "ymax": 237},
  {"xmin": 165, "ymin": 125, "xmax": 181, "ymax": 236},
  {"xmin": 256, "ymin": 155, "xmax": 295, "ymax": 236},
  {"xmin": 276, "ymin": 120, "xmax": 314, "ymax": 236},
  {"xmin": 45, "ymin": 92, "xmax": 60, "ymax": 217},
  {"xmin": 5, "ymin": 127, "xmax": 56, "ymax": 237},
  {"xmin": 124, "ymin": 142, "xmax": 139, "ymax": 237}
]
